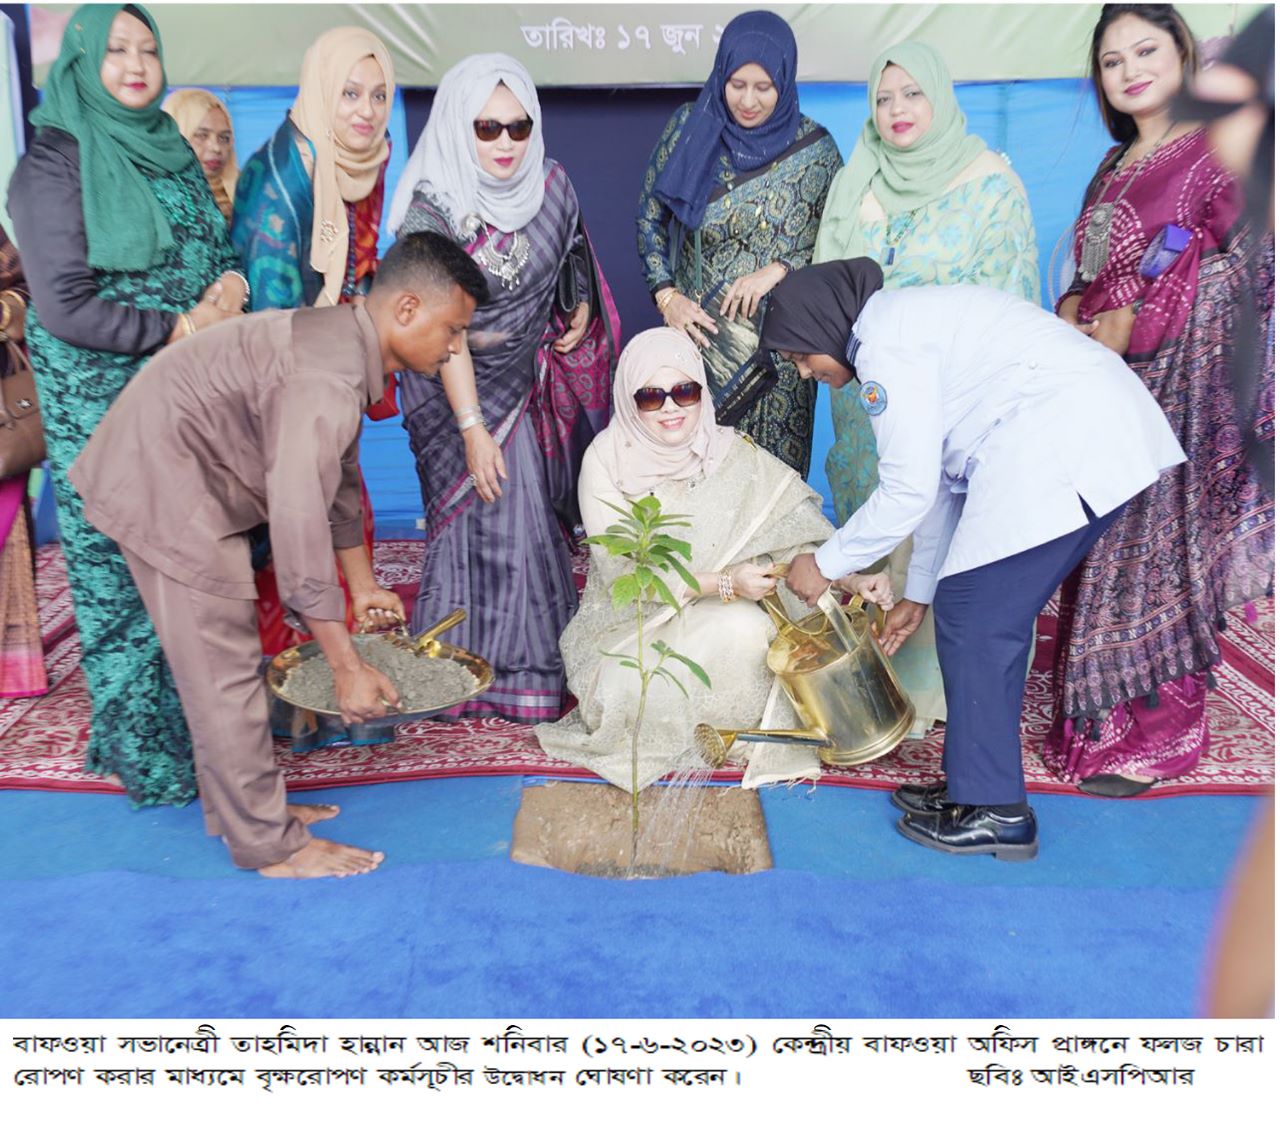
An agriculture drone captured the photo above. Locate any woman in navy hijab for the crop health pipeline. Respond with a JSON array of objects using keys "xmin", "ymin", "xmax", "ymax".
[{"xmin": 635, "ymin": 10, "xmax": 843, "ymax": 475}]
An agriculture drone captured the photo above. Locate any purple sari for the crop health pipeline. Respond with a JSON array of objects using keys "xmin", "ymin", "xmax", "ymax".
[
  {"xmin": 1044, "ymin": 130, "xmax": 1274, "ymax": 782},
  {"xmin": 398, "ymin": 160, "xmax": 618, "ymax": 722}
]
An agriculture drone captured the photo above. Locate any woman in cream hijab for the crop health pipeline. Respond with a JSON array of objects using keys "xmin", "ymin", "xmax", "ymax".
[
  {"xmin": 535, "ymin": 327, "xmax": 889, "ymax": 790},
  {"xmin": 233, "ymin": 26, "xmax": 394, "ymax": 312},
  {"xmin": 230, "ymin": 27, "xmax": 396, "ymax": 687},
  {"xmin": 814, "ymin": 40, "xmax": 1038, "ymax": 740},
  {"xmin": 163, "ymin": 88, "xmax": 238, "ymax": 222}
]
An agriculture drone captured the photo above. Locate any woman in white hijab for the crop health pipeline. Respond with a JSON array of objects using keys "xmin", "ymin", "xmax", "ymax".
[
  {"xmin": 389, "ymin": 53, "xmax": 619, "ymax": 724},
  {"xmin": 535, "ymin": 327, "xmax": 891, "ymax": 790}
]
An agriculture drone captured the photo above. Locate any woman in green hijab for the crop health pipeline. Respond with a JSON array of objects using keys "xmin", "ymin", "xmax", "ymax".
[
  {"xmin": 813, "ymin": 41, "xmax": 1038, "ymax": 739},
  {"xmin": 7, "ymin": 4, "xmax": 245, "ymax": 806}
]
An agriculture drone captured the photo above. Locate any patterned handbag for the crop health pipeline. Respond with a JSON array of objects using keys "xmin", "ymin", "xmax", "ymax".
[
  {"xmin": 696, "ymin": 280, "xmax": 778, "ymax": 428},
  {"xmin": 0, "ymin": 289, "xmax": 45, "ymax": 480}
]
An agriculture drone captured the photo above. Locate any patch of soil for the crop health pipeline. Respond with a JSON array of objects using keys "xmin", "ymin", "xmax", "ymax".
[{"xmin": 511, "ymin": 781, "xmax": 772, "ymax": 877}]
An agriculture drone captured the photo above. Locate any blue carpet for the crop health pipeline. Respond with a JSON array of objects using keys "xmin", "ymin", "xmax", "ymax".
[{"xmin": 0, "ymin": 781, "xmax": 1260, "ymax": 1018}]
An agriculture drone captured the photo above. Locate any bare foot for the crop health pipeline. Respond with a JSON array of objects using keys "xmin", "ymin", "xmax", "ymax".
[
  {"xmin": 258, "ymin": 838, "xmax": 384, "ymax": 879},
  {"xmin": 287, "ymin": 802, "xmax": 341, "ymax": 826}
]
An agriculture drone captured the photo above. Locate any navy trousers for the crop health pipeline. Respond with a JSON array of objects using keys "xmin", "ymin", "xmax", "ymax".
[{"xmin": 932, "ymin": 503, "xmax": 1122, "ymax": 806}]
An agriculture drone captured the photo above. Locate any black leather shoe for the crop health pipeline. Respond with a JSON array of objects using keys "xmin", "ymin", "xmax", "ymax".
[
  {"xmin": 896, "ymin": 805, "xmax": 1038, "ymax": 861},
  {"xmin": 891, "ymin": 780, "xmax": 951, "ymax": 816}
]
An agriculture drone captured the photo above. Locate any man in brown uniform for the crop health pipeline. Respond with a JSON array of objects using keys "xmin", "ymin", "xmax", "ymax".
[{"xmin": 69, "ymin": 232, "xmax": 488, "ymax": 878}]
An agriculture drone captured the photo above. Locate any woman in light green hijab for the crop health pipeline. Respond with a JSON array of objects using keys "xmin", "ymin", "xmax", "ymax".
[{"xmin": 814, "ymin": 41, "xmax": 1038, "ymax": 739}]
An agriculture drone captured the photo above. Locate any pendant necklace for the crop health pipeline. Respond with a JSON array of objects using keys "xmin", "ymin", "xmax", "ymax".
[
  {"xmin": 1079, "ymin": 123, "xmax": 1176, "ymax": 283},
  {"xmin": 881, "ymin": 207, "xmax": 925, "ymax": 268},
  {"xmin": 461, "ymin": 213, "xmax": 530, "ymax": 291}
]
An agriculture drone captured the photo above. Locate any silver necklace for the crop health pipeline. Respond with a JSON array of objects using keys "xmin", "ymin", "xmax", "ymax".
[
  {"xmin": 460, "ymin": 212, "xmax": 529, "ymax": 291},
  {"xmin": 1080, "ymin": 123, "xmax": 1176, "ymax": 283}
]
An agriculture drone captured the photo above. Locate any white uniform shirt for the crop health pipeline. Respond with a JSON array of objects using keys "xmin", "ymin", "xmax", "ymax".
[{"xmin": 814, "ymin": 286, "xmax": 1187, "ymax": 603}]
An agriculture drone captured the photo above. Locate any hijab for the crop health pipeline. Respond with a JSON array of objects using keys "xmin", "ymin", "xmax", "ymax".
[
  {"xmin": 814, "ymin": 41, "xmax": 988, "ymax": 262},
  {"xmin": 759, "ymin": 258, "xmax": 885, "ymax": 369},
  {"xmin": 652, "ymin": 10, "xmax": 802, "ymax": 231},
  {"xmin": 162, "ymin": 88, "xmax": 238, "ymax": 221},
  {"xmin": 289, "ymin": 26, "xmax": 395, "ymax": 306},
  {"xmin": 30, "ymin": 3, "xmax": 195, "ymax": 272},
  {"xmin": 386, "ymin": 53, "xmax": 546, "ymax": 239},
  {"xmin": 594, "ymin": 327, "xmax": 737, "ymax": 496}
]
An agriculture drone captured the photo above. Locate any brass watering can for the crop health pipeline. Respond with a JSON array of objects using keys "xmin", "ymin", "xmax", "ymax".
[
  {"xmin": 760, "ymin": 588, "xmax": 915, "ymax": 766},
  {"xmin": 692, "ymin": 581, "xmax": 915, "ymax": 769}
]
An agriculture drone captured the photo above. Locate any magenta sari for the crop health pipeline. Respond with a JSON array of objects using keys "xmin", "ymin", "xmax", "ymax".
[{"xmin": 1044, "ymin": 130, "xmax": 1274, "ymax": 783}]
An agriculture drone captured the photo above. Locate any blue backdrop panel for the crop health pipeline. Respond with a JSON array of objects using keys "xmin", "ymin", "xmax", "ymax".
[{"xmin": 204, "ymin": 80, "xmax": 1114, "ymax": 534}]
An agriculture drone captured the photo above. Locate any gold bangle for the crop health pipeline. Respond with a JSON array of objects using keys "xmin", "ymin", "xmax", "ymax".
[
  {"xmin": 655, "ymin": 289, "xmax": 678, "ymax": 315},
  {"xmin": 180, "ymin": 312, "xmax": 197, "ymax": 338}
]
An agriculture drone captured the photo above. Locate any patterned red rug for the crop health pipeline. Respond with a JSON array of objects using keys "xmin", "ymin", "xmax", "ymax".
[{"xmin": 1, "ymin": 541, "xmax": 1273, "ymax": 798}]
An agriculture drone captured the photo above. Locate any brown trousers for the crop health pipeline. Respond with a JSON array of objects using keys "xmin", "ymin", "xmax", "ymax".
[{"xmin": 123, "ymin": 548, "xmax": 310, "ymax": 869}]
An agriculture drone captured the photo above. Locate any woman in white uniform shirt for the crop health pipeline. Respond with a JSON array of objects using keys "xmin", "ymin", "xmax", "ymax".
[{"xmin": 762, "ymin": 259, "xmax": 1185, "ymax": 860}]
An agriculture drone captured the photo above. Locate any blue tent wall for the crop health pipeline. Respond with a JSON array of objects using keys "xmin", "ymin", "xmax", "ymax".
[{"xmin": 212, "ymin": 79, "xmax": 1115, "ymax": 534}]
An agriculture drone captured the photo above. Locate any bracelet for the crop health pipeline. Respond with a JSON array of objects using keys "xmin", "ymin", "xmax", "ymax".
[
  {"xmin": 224, "ymin": 270, "xmax": 251, "ymax": 309},
  {"xmin": 180, "ymin": 312, "xmax": 197, "ymax": 338},
  {"xmin": 456, "ymin": 410, "xmax": 486, "ymax": 432},
  {"xmin": 453, "ymin": 403, "xmax": 482, "ymax": 422},
  {"xmin": 655, "ymin": 289, "xmax": 678, "ymax": 315},
  {"xmin": 717, "ymin": 571, "xmax": 736, "ymax": 604}
]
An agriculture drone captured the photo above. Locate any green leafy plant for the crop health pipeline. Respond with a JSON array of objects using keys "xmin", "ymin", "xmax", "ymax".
[{"xmin": 587, "ymin": 495, "xmax": 711, "ymax": 854}]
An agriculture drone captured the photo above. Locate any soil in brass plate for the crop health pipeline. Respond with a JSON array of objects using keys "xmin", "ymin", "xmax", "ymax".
[{"xmin": 279, "ymin": 635, "xmax": 478, "ymax": 714}]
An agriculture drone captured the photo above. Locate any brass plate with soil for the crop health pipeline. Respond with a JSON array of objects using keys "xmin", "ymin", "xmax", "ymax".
[
  {"xmin": 266, "ymin": 632, "xmax": 493, "ymax": 725},
  {"xmin": 511, "ymin": 781, "xmax": 772, "ymax": 877}
]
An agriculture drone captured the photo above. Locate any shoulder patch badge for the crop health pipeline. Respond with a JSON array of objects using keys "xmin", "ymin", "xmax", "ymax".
[{"xmin": 860, "ymin": 381, "xmax": 888, "ymax": 416}]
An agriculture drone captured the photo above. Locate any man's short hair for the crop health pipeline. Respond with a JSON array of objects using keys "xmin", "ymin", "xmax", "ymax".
[{"xmin": 375, "ymin": 230, "xmax": 489, "ymax": 305}]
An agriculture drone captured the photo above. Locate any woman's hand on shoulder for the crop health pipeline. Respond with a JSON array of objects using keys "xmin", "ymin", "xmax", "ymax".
[
  {"xmin": 463, "ymin": 425, "xmax": 508, "ymax": 503},
  {"xmin": 719, "ymin": 262, "xmax": 787, "ymax": 322},
  {"xmin": 552, "ymin": 302, "xmax": 590, "ymax": 354},
  {"xmin": 729, "ymin": 561, "xmax": 778, "ymax": 602}
]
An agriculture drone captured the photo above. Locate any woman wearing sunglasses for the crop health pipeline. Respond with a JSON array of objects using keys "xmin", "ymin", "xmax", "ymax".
[
  {"xmin": 636, "ymin": 10, "xmax": 843, "ymax": 476},
  {"xmin": 386, "ymin": 53, "xmax": 618, "ymax": 723},
  {"xmin": 535, "ymin": 327, "xmax": 891, "ymax": 789}
]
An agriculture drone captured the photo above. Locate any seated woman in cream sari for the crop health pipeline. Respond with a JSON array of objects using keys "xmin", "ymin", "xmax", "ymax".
[{"xmin": 535, "ymin": 327, "xmax": 892, "ymax": 790}]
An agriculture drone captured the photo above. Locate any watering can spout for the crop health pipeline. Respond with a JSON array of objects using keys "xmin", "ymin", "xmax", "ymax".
[{"xmin": 692, "ymin": 723, "xmax": 831, "ymax": 769}]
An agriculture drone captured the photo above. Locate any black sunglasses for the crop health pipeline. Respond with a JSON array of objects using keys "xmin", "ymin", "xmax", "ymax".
[
  {"xmin": 633, "ymin": 381, "xmax": 703, "ymax": 413},
  {"xmin": 473, "ymin": 117, "xmax": 535, "ymax": 142}
]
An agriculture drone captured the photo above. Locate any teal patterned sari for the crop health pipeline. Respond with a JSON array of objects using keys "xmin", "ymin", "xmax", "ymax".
[{"xmin": 638, "ymin": 106, "xmax": 842, "ymax": 476}]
